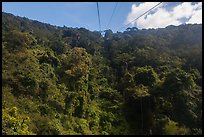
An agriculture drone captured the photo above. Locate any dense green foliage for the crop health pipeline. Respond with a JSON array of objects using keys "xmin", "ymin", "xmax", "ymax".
[{"xmin": 2, "ymin": 12, "xmax": 202, "ymax": 135}]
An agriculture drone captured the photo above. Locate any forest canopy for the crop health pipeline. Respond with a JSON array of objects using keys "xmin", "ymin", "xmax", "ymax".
[{"xmin": 2, "ymin": 12, "xmax": 202, "ymax": 135}]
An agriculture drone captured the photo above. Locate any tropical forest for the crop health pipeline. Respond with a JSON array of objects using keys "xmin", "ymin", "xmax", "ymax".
[{"xmin": 2, "ymin": 12, "xmax": 202, "ymax": 135}]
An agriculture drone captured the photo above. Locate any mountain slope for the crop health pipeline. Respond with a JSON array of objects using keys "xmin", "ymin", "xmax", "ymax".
[{"xmin": 2, "ymin": 12, "xmax": 202, "ymax": 135}]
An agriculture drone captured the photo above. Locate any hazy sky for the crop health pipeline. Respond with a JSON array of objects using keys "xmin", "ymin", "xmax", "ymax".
[{"xmin": 2, "ymin": 2, "xmax": 202, "ymax": 32}]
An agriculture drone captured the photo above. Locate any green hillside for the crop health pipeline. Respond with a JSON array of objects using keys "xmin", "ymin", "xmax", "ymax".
[{"xmin": 2, "ymin": 12, "xmax": 202, "ymax": 135}]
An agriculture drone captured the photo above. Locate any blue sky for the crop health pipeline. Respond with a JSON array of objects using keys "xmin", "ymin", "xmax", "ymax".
[{"xmin": 2, "ymin": 2, "xmax": 202, "ymax": 33}]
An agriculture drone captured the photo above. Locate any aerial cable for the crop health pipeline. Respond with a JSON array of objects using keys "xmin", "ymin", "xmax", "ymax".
[
  {"xmin": 106, "ymin": 2, "xmax": 118, "ymax": 30},
  {"xmin": 118, "ymin": 2, "xmax": 163, "ymax": 31},
  {"xmin": 96, "ymin": 2, "xmax": 101, "ymax": 32}
]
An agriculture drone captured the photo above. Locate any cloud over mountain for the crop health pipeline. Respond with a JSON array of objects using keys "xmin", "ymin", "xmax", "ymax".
[{"xmin": 126, "ymin": 2, "xmax": 202, "ymax": 29}]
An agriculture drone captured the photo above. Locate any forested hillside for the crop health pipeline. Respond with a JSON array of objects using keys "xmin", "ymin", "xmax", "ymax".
[{"xmin": 2, "ymin": 12, "xmax": 202, "ymax": 135}]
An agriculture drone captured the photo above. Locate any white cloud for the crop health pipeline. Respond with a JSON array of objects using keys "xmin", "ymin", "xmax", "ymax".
[
  {"xmin": 125, "ymin": 2, "xmax": 202, "ymax": 29},
  {"xmin": 186, "ymin": 3, "xmax": 202, "ymax": 24}
]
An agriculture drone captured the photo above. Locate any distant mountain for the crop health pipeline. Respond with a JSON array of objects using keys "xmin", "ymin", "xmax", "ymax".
[
  {"xmin": 123, "ymin": 23, "xmax": 202, "ymax": 48},
  {"xmin": 2, "ymin": 12, "xmax": 202, "ymax": 48}
]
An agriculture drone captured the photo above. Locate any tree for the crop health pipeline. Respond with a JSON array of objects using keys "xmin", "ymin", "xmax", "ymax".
[
  {"xmin": 5, "ymin": 30, "xmax": 36, "ymax": 51},
  {"xmin": 162, "ymin": 68, "xmax": 195, "ymax": 93},
  {"xmin": 133, "ymin": 66, "xmax": 159, "ymax": 87},
  {"xmin": 2, "ymin": 107, "xmax": 34, "ymax": 135}
]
